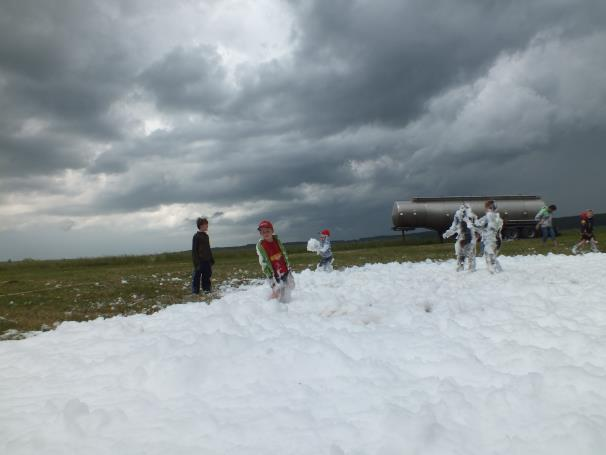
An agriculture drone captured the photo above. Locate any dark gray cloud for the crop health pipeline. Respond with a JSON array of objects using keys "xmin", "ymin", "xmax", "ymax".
[
  {"xmin": 139, "ymin": 45, "xmax": 230, "ymax": 114},
  {"xmin": 0, "ymin": 133, "xmax": 91, "ymax": 177},
  {"xmin": 0, "ymin": 0, "xmax": 152, "ymax": 177},
  {"xmin": 232, "ymin": 0, "xmax": 606, "ymax": 135},
  {"xmin": 1, "ymin": 0, "xmax": 606, "ymax": 259}
]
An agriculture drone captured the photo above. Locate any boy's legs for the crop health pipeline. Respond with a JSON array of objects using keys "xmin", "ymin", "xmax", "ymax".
[
  {"xmin": 494, "ymin": 256, "xmax": 503, "ymax": 272},
  {"xmin": 269, "ymin": 278, "xmax": 279, "ymax": 299},
  {"xmin": 493, "ymin": 241, "xmax": 503, "ymax": 271},
  {"xmin": 200, "ymin": 261, "xmax": 212, "ymax": 293},
  {"xmin": 285, "ymin": 270, "xmax": 295, "ymax": 291},
  {"xmin": 317, "ymin": 256, "xmax": 333, "ymax": 271},
  {"xmin": 274, "ymin": 270, "xmax": 295, "ymax": 303},
  {"xmin": 488, "ymin": 254, "xmax": 498, "ymax": 273},
  {"xmin": 484, "ymin": 240, "xmax": 495, "ymax": 273},
  {"xmin": 465, "ymin": 244, "xmax": 476, "ymax": 272},
  {"xmin": 542, "ymin": 226, "xmax": 557, "ymax": 245},
  {"xmin": 277, "ymin": 269, "xmax": 295, "ymax": 289},
  {"xmin": 191, "ymin": 266, "xmax": 203, "ymax": 294},
  {"xmin": 455, "ymin": 241, "xmax": 464, "ymax": 271},
  {"xmin": 572, "ymin": 238, "xmax": 585, "ymax": 254},
  {"xmin": 548, "ymin": 227, "xmax": 558, "ymax": 246}
]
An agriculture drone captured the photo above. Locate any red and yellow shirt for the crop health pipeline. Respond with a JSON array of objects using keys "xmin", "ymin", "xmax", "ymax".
[{"xmin": 260, "ymin": 239, "xmax": 288, "ymax": 276}]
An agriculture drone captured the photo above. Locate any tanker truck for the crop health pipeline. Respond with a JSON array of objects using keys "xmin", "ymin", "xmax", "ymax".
[{"xmin": 392, "ymin": 195, "xmax": 546, "ymax": 240}]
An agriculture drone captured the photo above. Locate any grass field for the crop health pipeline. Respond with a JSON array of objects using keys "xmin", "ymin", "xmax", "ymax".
[{"xmin": 0, "ymin": 228, "xmax": 602, "ymax": 339}]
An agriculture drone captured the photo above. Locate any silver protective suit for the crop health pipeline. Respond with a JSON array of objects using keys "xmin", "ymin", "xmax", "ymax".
[
  {"xmin": 443, "ymin": 203, "xmax": 477, "ymax": 272},
  {"xmin": 475, "ymin": 210, "xmax": 504, "ymax": 273}
]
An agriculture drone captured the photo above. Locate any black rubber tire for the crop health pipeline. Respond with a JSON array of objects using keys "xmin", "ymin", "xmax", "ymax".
[
  {"xmin": 522, "ymin": 227, "xmax": 537, "ymax": 238},
  {"xmin": 502, "ymin": 228, "xmax": 519, "ymax": 240}
]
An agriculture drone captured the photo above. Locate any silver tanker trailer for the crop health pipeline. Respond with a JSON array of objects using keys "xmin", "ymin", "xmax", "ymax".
[{"xmin": 392, "ymin": 195, "xmax": 546, "ymax": 240}]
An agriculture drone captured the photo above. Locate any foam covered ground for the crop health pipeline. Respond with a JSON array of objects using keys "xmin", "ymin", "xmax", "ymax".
[{"xmin": 1, "ymin": 254, "xmax": 606, "ymax": 455}]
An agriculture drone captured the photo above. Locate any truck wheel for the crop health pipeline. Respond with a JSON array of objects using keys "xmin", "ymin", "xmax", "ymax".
[
  {"xmin": 522, "ymin": 227, "xmax": 536, "ymax": 238},
  {"xmin": 502, "ymin": 228, "xmax": 518, "ymax": 240}
]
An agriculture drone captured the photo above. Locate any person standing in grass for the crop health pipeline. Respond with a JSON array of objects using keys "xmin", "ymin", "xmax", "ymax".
[
  {"xmin": 535, "ymin": 204, "xmax": 558, "ymax": 246},
  {"xmin": 256, "ymin": 220, "xmax": 295, "ymax": 302},
  {"xmin": 572, "ymin": 210, "xmax": 599, "ymax": 254},
  {"xmin": 192, "ymin": 217, "xmax": 214, "ymax": 294}
]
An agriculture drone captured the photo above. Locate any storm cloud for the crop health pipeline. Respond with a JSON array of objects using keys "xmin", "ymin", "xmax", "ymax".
[{"xmin": 1, "ymin": 0, "xmax": 606, "ymax": 259}]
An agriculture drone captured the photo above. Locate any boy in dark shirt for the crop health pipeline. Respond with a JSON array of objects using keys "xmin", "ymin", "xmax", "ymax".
[{"xmin": 192, "ymin": 217, "xmax": 214, "ymax": 294}]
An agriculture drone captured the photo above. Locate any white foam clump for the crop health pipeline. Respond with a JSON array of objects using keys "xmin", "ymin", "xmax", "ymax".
[
  {"xmin": 1, "ymin": 254, "xmax": 606, "ymax": 455},
  {"xmin": 307, "ymin": 237, "xmax": 320, "ymax": 252}
]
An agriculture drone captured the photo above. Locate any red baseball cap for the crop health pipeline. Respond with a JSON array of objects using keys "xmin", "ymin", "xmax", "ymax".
[
  {"xmin": 320, "ymin": 229, "xmax": 330, "ymax": 236},
  {"xmin": 258, "ymin": 220, "xmax": 274, "ymax": 231}
]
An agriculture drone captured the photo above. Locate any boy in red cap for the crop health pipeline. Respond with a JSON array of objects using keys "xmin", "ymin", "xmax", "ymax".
[
  {"xmin": 317, "ymin": 229, "xmax": 334, "ymax": 271},
  {"xmin": 255, "ymin": 220, "xmax": 295, "ymax": 302},
  {"xmin": 572, "ymin": 210, "xmax": 599, "ymax": 254}
]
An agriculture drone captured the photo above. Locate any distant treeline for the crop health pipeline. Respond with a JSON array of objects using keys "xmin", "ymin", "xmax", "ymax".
[
  {"xmin": 2, "ymin": 213, "xmax": 601, "ymax": 265},
  {"xmin": 200, "ymin": 212, "xmax": 606, "ymax": 250},
  {"xmin": 552, "ymin": 212, "xmax": 605, "ymax": 230}
]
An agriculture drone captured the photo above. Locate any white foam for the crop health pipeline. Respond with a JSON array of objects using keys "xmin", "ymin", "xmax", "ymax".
[{"xmin": 1, "ymin": 254, "xmax": 606, "ymax": 454}]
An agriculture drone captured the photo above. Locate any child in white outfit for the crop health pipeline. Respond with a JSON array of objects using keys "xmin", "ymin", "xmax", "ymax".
[
  {"xmin": 475, "ymin": 200, "xmax": 503, "ymax": 273},
  {"xmin": 443, "ymin": 203, "xmax": 478, "ymax": 272}
]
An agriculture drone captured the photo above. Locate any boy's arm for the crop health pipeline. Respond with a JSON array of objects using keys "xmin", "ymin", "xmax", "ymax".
[
  {"xmin": 496, "ymin": 215, "xmax": 504, "ymax": 231},
  {"xmin": 443, "ymin": 215, "xmax": 459, "ymax": 238},
  {"xmin": 192, "ymin": 234, "xmax": 199, "ymax": 265},
  {"xmin": 205, "ymin": 234, "xmax": 215, "ymax": 264},
  {"xmin": 277, "ymin": 238, "xmax": 291, "ymax": 268},
  {"xmin": 474, "ymin": 215, "xmax": 486, "ymax": 229}
]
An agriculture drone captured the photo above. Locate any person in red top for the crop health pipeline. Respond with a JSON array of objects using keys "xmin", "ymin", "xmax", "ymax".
[
  {"xmin": 255, "ymin": 220, "xmax": 294, "ymax": 301},
  {"xmin": 260, "ymin": 235, "xmax": 289, "ymax": 276},
  {"xmin": 572, "ymin": 210, "xmax": 599, "ymax": 254}
]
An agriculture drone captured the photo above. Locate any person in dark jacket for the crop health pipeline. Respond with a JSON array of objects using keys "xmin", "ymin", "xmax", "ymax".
[{"xmin": 192, "ymin": 217, "xmax": 214, "ymax": 294}]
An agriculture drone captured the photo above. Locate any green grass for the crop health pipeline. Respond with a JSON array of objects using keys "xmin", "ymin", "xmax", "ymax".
[{"xmin": 0, "ymin": 228, "xmax": 601, "ymax": 339}]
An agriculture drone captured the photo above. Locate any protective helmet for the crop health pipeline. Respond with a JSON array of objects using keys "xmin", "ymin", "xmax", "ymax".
[
  {"xmin": 320, "ymin": 229, "xmax": 330, "ymax": 236},
  {"xmin": 257, "ymin": 220, "xmax": 274, "ymax": 231}
]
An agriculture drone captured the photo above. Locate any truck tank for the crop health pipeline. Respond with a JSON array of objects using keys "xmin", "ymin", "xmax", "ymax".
[{"xmin": 392, "ymin": 196, "xmax": 546, "ymax": 239}]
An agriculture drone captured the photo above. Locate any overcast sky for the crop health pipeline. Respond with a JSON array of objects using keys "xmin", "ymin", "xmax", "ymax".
[{"xmin": 1, "ymin": 0, "xmax": 605, "ymax": 260}]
